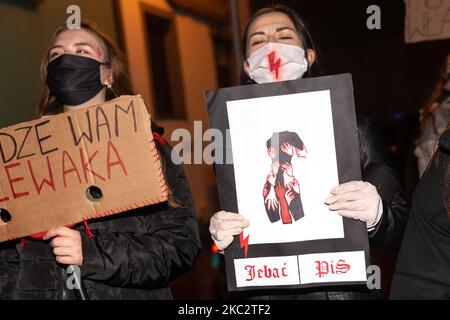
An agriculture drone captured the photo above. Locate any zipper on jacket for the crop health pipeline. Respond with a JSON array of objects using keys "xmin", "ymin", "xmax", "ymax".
[{"xmin": 60, "ymin": 266, "xmax": 68, "ymax": 300}]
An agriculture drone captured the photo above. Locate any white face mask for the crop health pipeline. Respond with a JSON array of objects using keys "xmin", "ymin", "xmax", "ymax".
[{"xmin": 247, "ymin": 43, "xmax": 309, "ymax": 84}]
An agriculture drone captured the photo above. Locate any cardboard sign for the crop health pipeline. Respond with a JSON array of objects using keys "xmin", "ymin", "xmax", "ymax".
[
  {"xmin": 205, "ymin": 74, "xmax": 370, "ymax": 291},
  {"xmin": 405, "ymin": 0, "xmax": 450, "ymax": 43},
  {"xmin": 0, "ymin": 95, "xmax": 168, "ymax": 242}
]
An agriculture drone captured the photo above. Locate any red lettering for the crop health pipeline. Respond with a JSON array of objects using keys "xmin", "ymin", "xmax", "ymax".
[
  {"xmin": 335, "ymin": 259, "xmax": 351, "ymax": 274},
  {"xmin": 0, "ymin": 141, "xmax": 133, "ymax": 201},
  {"xmin": 245, "ymin": 265, "xmax": 255, "ymax": 281},
  {"xmin": 281, "ymin": 263, "xmax": 288, "ymax": 277},
  {"xmin": 273, "ymin": 268, "xmax": 280, "ymax": 278},
  {"xmin": 79, "ymin": 149, "xmax": 105, "ymax": 182},
  {"xmin": 28, "ymin": 157, "xmax": 55, "ymax": 195},
  {"xmin": 62, "ymin": 151, "xmax": 82, "ymax": 188},
  {"xmin": 315, "ymin": 259, "xmax": 350, "ymax": 278},
  {"xmin": 264, "ymin": 265, "xmax": 272, "ymax": 278},
  {"xmin": 245, "ymin": 263, "xmax": 288, "ymax": 281},
  {"xmin": 258, "ymin": 269, "xmax": 263, "ymax": 278},
  {"xmin": 315, "ymin": 261, "xmax": 329, "ymax": 278},
  {"xmin": 106, "ymin": 140, "xmax": 128, "ymax": 179},
  {"xmin": 5, "ymin": 163, "xmax": 29, "ymax": 199}
]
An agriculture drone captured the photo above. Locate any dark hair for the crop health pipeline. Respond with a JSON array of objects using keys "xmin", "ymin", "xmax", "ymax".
[
  {"xmin": 241, "ymin": 4, "xmax": 320, "ymax": 84},
  {"xmin": 266, "ymin": 131, "xmax": 304, "ymax": 150}
]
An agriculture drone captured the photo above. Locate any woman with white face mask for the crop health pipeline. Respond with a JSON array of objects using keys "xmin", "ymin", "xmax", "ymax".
[{"xmin": 209, "ymin": 4, "xmax": 409, "ymax": 300}]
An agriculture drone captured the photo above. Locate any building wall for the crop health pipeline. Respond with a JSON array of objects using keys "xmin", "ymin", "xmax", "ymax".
[
  {"xmin": 118, "ymin": 0, "xmax": 223, "ymax": 222},
  {"xmin": 0, "ymin": 0, "xmax": 118, "ymax": 127}
]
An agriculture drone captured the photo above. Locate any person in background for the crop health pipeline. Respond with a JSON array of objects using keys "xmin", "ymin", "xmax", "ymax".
[
  {"xmin": 415, "ymin": 53, "xmax": 450, "ymax": 177},
  {"xmin": 390, "ymin": 128, "xmax": 450, "ymax": 299},
  {"xmin": 209, "ymin": 4, "xmax": 409, "ymax": 299},
  {"xmin": 0, "ymin": 20, "xmax": 201, "ymax": 300}
]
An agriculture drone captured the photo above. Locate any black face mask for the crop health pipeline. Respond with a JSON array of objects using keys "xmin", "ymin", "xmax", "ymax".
[{"xmin": 46, "ymin": 54, "xmax": 109, "ymax": 106}]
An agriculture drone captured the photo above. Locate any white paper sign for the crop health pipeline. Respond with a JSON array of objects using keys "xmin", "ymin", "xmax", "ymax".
[
  {"xmin": 298, "ymin": 251, "xmax": 367, "ymax": 284},
  {"xmin": 227, "ymin": 91, "xmax": 343, "ymax": 246},
  {"xmin": 234, "ymin": 251, "xmax": 367, "ymax": 287},
  {"xmin": 234, "ymin": 256, "xmax": 300, "ymax": 287}
]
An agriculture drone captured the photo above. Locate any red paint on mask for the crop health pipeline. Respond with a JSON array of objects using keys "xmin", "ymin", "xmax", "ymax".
[{"xmin": 268, "ymin": 51, "xmax": 282, "ymax": 80}]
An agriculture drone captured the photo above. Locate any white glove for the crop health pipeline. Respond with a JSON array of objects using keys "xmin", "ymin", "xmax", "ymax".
[
  {"xmin": 209, "ymin": 211, "xmax": 250, "ymax": 252},
  {"xmin": 325, "ymin": 181, "xmax": 383, "ymax": 231}
]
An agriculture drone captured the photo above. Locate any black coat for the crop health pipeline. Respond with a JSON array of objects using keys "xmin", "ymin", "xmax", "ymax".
[
  {"xmin": 0, "ymin": 123, "xmax": 201, "ymax": 300},
  {"xmin": 358, "ymin": 116, "xmax": 409, "ymax": 254},
  {"xmin": 390, "ymin": 129, "xmax": 450, "ymax": 300},
  {"xmin": 244, "ymin": 116, "xmax": 410, "ymax": 300}
]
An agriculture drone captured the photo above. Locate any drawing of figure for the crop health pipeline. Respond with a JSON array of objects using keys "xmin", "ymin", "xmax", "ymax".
[{"xmin": 263, "ymin": 131, "xmax": 307, "ymax": 224}]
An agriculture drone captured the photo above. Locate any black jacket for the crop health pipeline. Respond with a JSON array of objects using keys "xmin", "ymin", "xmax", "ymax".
[
  {"xmin": 245, "ymin": 116, "xmax": 409, "ymax": 300},
  {"xmin": 358, "ymin": 116, "xmax": 409, "ymax": 253},
  {"xmin": 0, "ymin": 123, "xmax": 201, "ymax": 300},
  {"xmin": 390, "ymin": 129, "xmax": 450, "ymax": 300}
]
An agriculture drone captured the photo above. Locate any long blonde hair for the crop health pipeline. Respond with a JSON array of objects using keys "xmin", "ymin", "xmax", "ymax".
[{"xmin": 36, "ymin": 20, "xmax": 134, "ymax": 118}]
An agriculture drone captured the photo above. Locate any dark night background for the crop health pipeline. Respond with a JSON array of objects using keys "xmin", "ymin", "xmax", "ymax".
[{"xmin": 252, "ymin": 0, "xmax": 449, "ymax": 198}]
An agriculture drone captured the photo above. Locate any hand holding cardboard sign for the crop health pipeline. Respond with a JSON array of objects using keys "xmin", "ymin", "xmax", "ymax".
[
  {"xmin": 325, "ymin": 181, "xmax": 383, "ymax": 228},
  {"xmin": 43, "ymin": 227, "xmax": 83, "ymax": 266},
  {"xmin": 209, "ymin": 211, "xmax": 250, "ymax": 251},
  {"xmin": 0, "ymin": 96, "xmax": 168, "ymax": 243}
]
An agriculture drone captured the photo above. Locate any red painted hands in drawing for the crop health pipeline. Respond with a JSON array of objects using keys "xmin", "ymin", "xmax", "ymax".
[
  {"xmin": 280, "ymin": 142, "xmax": 294, "ymax": 156},
  {"xmin": 281, "ymin": 163, "xmax": 299, "ymax": 191},
  {"xmin": 265, "ymin": 187, "xmax": 279, "ymax": 211},
  {"xmin": 286, "ymin": 189, "xmax": 297, "ymax": 206},
  {"xmin": 281, "ymin": 142, "xmax": 308, "ymax": 158}
]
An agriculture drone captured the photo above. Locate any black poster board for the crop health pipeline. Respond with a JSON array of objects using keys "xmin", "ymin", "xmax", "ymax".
[{"xmin": 205, "ymin": 74, "xmax": 370, "ymax": 291}]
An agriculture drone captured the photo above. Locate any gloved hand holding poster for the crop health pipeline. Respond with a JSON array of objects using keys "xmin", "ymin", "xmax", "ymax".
[{"xmin": 205, "ymin": 74, "xmax": 370, "ymax": 291}]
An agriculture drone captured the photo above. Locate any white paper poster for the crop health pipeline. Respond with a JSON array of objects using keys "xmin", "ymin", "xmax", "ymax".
[{"xmin": 227, "ymin": 91, "xmax": 344, "ymax": 246}]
